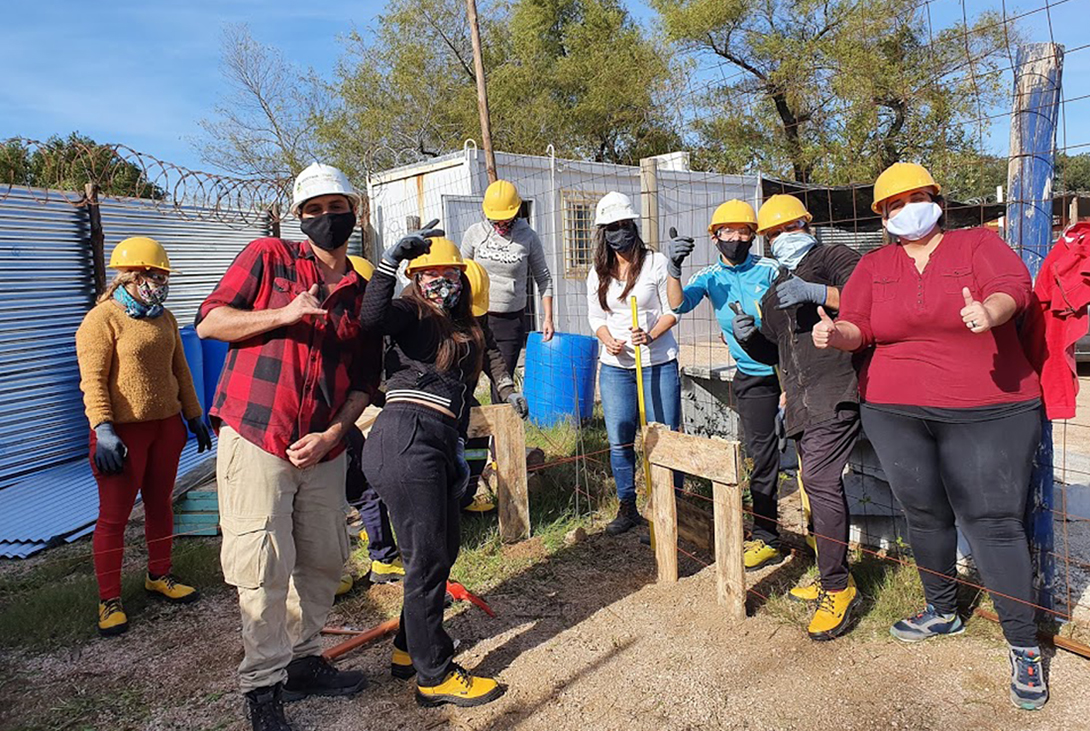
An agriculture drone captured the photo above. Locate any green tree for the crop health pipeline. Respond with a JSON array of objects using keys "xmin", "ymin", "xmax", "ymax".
[
  {"xmin": 651, "ymin": 0, "xmax": 1011, "ymax": 189},
  {"xmin": 1057, "ymin": 153, "xmax": 1090, "ymax": 194},
  {"xmin": 315, "ymin": 0, "xmax": 680, "ymax": 177},
  {"xmin": 0, "ymin": 134, "xmax": 163, "ymax": 198}
]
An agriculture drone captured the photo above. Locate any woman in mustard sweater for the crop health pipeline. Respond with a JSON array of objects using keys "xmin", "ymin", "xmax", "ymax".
[{"xmin": 75, "ymin": 237, "xmax": 212, "ymax": 637}]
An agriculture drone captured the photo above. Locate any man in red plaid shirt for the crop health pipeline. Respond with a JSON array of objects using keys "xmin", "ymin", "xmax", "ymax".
[{"xmin": 197, "ymin": 163, "xmax": 381, "ymax": 731}]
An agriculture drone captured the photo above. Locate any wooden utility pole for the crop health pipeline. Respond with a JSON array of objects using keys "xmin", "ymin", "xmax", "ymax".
[
  {"xmin": 466, "ymin": 0, "xmax": 497, "ymax": 183},
  {"xmin": 83, "ymin": 183, "xmax": 107, "ymax": 296}
]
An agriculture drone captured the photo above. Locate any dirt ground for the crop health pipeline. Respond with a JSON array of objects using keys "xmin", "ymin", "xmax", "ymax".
[{"xmin": 4, "ymin": 525, "xmax": 1090, "ymax": 731}]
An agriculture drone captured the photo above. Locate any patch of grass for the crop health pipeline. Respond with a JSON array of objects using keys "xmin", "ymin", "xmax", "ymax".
[
  {"xmin": 0, "ymin": 538, "xmax": 223, "ymax": 650},
  {"xmin": 760, "ymin": 551, "xmax": 1006, "ymax": 644},
  {"xmin": 11, "ymin": 687, "xmax": 148, "ymax": 731}
]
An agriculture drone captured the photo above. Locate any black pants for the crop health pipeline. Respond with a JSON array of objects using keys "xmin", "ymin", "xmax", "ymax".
[
  {"xmin": 362, "ymin": 402, "xmax": 461, "ymax": 684},
  {"xmin": 345, "ymin": 428, "xmax": 398, "ymax": 563},
  {"xmin": 860, "ymin": 404, "xmax": 1041, "ymax": 647},
  {"xmin": 485, "ymin": 310, "xmax": 526, "ymax": 403},
  {"xmin": 797, "ymin": 409, "xmax": 861, "ymax": 592},
  {"xmin": 734, "ymin": 372, "xmax": 782, "ymax": 547}
]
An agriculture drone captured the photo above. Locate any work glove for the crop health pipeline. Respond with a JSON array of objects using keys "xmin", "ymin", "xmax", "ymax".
[
  {"xmin": 506, "ymin": 391, "xmax": 529, "ymax": 420},
  {"xmin": 93, "ymin": 422, "xmax": 128, "ymax": 475},
  {"xmin": 187, "ymin": 417, "xmax": 213, "ymax": 453},
  {"xmin": 775, "ymin": 276, "xmax": 827, "ymax": 310},
  {"xmin": 453, "ymin": 437, "xmax": 471, "ymax": 501},
  {"xmin": 382, "ymin": 218, "xmax": 444, "ymax": 266},
  {"xmin": 666, "ymin": 227, "xmax": 695, "ymax": 279},
  {"xmin": 775, "ymin": 407, "xmax": 788, "ymax": 453},
  {"xmin": 731, "ymin": 313, "xmax": 757, "ymax": 343}
]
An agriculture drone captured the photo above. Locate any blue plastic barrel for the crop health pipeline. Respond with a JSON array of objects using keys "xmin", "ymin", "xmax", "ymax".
[
  {"xmin": 523, "ymin": 332, "xmax": 599, "ymax": 427},
  {"xmin": 178, "ymin": 326, "xmax": 206, "ymax": 432},
  {"xmin": 201, "ymin": 337, "xmax": 230, "ymax": 417}
]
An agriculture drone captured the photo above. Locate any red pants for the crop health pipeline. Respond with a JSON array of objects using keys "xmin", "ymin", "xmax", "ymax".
[{"xmin": 90, "ymin": 416, "xmax": 187, "ymax": 600}]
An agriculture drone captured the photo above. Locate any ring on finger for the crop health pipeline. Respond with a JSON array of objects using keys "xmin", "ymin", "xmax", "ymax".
[{"xmin": 969, "ymin": 320, "xmax": 977, "ymax": 329}]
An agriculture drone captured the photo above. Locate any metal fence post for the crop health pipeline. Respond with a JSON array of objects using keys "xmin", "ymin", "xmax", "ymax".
[{"xmin": 1006, "ymin": 42, "xmax": 1065, "ymax": 615}]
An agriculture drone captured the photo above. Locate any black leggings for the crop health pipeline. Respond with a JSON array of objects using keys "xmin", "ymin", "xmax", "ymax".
[
  {"xmin": 362, "ymin": 402, "xmax": 461, "ymax": 684},
  {"xmin": 733, "ymin": 372, "xmax": 782, "ymax": 547},
  {"xmin": 860, "ymin": 404, "xmax": 1042, "ymax": 647},
  {"xmin": 484, "ymin": 310, "xmax": 526, "ymax": 402}
]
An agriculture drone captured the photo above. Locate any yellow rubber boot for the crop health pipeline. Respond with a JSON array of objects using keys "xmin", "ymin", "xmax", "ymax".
[
  {"xmin": 336, "ymin": 573, "xmax": 354, "ymax": 597},
  {"xmin": 97, "ymin": 598, "xmax": 129, "ymax": 637},
  {"xmin": 370, "ymin": 557, "xmax": 406, "ymax": 584},
  {"xmin": 743, "ymin": 539, "xmax": 784, "ymax": 571},
  {"xmin": 807, "ymin": 584, "xmax": 861, "ymax": 641},
  {"xmin": 791, "ymin": 573, "xmax": 854, "ymax": 603},
  {"xmin": 416, "ymin": 665, "xmax": 504, "ymax": 708},
  {"xmin": 391, "ymin": 646, "xmax": 415, "ymax": 680},
  {"xmin": 145, "ymin": 573, "xmax": 200, "ymax": 604}
]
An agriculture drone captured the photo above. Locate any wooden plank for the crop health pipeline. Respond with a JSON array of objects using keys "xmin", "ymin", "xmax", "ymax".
[
  {"xmin": 651, "ymin": 464, "xmax": 678, "ymax": 583},
  {"xmin": 472, "ymin": 404, "xmax": 530, "ymax": 543},
  {"xmin": 713, "ymin": 473, "xmax": 746, "ymax": 622},
  {"xmin": 676, "ymin": 498, "xmax": 714, "ymax": 552},
  {"xmin": 643, "ymin": 424, "xmax": 737, "ymax": 481}
]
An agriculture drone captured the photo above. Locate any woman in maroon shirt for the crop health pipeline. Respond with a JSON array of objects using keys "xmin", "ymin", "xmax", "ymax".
[{"xmin": 813, "ymin": 162, "xmax": 1047, "ymax": 711}]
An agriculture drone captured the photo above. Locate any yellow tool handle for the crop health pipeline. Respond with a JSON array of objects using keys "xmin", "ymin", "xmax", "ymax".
[{"xmin": 631, "ymin": 296, "xmax": 656, "ymax": 550}]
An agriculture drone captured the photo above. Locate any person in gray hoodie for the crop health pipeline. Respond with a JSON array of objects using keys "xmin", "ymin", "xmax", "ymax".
[{"xmin": 460, "ymin": 179, "xmax": 554, "ymax": 400}]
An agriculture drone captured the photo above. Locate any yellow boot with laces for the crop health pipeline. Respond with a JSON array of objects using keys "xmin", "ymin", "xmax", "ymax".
[
  {"xmin": 807, "ymin": 583, "xmax": 861, "ymax": 641},
  {"xmin": 145, "ymin": 573, "xmax": 200, "ymax": 603},
  {"xmin": 97, "ymin": 598, "xmax": 129, "ymax": 637},
  {"xmin": 416, "ymin": 665, "xmax": 504, "ymax": 707}
]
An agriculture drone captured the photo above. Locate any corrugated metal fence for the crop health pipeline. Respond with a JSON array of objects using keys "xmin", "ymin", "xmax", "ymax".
[{"xmin": 0, "ymin": 185, "xmax": 270, "ymax": 556}]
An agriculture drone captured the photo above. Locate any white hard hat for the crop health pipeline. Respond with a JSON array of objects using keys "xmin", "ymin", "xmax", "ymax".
[
  {"xmin": 291, "ymin": 162, "xmax": 361, "ymax": 216},
  {"xmin": 594, "ymin": 191, "xmax": 638, "ymax": 226}
]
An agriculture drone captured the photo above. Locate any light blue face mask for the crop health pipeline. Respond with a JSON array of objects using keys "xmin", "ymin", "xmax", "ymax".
[{"xmin": 770, "ymin": 231, "xmax": 818, "ymax": 271}]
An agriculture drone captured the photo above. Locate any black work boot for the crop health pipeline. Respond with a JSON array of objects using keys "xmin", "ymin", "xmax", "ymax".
[
  {"xmin": 282, "ymin": 655, "xmax": 368, "ymax": 702},
  {"xmin": 245, "ymin": 684, "xmax": 294, "ymax": 731},
  {"xmin": 606, "ymin": 499, "xmax": 643, "ymax": 535}
]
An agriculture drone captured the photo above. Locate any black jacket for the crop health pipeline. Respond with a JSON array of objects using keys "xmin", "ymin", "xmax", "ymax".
[
  {"xmin": 360, "ymin": 264, "xmax": 513, "ymax": 434},
  {"xmin": 740, "ymin": 243, "xmax": 861, "ymax": 436}
]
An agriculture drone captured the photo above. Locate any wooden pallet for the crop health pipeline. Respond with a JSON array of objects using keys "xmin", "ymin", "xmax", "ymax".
[{"xmin": 173, "ymin": 490, "xmax": 220, "ymax": 537}]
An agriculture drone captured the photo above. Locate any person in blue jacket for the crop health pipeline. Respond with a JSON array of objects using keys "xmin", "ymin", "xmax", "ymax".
[{"xmin": 665, "ymin": 200, "xmax": 788, "ymax": 572}]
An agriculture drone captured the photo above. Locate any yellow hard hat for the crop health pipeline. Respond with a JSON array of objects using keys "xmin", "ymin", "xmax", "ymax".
[
  {"xmin": 871, "ymin": 162, "xmax": 941, "ymax": 213},
  {"xmin": 482, "ymin": 179, "xmax": 522, "ymax": 221},
  {"xmin": 757, "ymin": 195, "xmax": 813, "ymax": 235},
  {"xmin": 108, "ymin": 236, "xmax": 175, "ymax": 272},
  {"xmin": 463, "ymin": 259, "xmax": 491, "ymax": 317},
  {"xmin": 405, "ymin": 237, "xmax": 467, "ymax": 276},
  {"xmin": 708, "ymin": 199, "xmax": 758, "ymax": 233},
  {"xmin": 347, "ymin": 255, "xmax": 374, "ymax": 280}
]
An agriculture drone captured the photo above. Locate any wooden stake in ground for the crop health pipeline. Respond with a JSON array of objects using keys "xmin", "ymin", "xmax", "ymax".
[{"xmin": 466, "ymin": 0, "xmax": 497, "ymax": 183}]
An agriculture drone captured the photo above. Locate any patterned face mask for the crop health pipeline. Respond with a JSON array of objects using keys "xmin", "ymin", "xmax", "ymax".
[
  {"xmin": 491, "ymin": 218, "xmax": 515, "ymax": 237},
  {"xmin": 420, "ymin": 276, "xmax": 462, "ymax": 310},
  {"xmin": 137, "ymin": 279, "xmax": 169, "ymax": 306}
]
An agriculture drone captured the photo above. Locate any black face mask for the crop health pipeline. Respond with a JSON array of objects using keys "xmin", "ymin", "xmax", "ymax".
[
  {"xmin": 716, "ymin": 239, "xmax": 752, "ymax": 264},
  {"xmin": 604, "ymin": 224, "xmax": 639, "ymax": 252},
  {"xmin": 301, "ymin": 211, "xmax": 357, "ymax": 251}
]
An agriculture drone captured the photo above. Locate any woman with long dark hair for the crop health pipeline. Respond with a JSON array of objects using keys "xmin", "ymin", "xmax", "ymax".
[
  {"xmin": 360, "ymin": 224, "xmax": 523, "ymax": 708},
  {"xmin": 585, "ymin": 192, "xmax": 682, "ymax": 535}
]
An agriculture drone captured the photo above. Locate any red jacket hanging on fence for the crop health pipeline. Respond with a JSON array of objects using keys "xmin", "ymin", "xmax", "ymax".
[{"xmin": 1019, "ymin": 222, "xmax": 1090, "ymax": 420}]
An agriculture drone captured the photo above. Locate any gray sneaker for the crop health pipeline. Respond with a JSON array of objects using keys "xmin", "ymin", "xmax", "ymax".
[
  {"xmin": 1009, "ymin": 646, "xmax": 1048, "ymax": 710},
  {"xmin": 890, "ymin": 604, "xmax": 965, "ymax": 643}
]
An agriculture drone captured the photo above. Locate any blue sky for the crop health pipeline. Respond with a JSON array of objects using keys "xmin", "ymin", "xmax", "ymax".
[{"xmin": 1, "ymin": 0, "xmax": 1085, "ymax": 176}]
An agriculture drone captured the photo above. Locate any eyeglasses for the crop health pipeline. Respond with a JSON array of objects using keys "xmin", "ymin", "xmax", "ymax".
[
  {"xmin": 141, "ymin": 270, "xmax": 169, "ymax": 284},
  {"xmin": 603, "ymin": 221, "xmax": 632, "ymax": 233},
  {"xmin": 712, "ymin": 228, "xmax": 754, "ymax": 242},
  {"xmin": 764, "ymin": 219, "xmax": 806, "ymax": 241}
]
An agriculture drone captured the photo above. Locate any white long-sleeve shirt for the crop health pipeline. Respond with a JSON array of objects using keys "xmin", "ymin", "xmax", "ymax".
[{"xmin": 586, "ymin": 251, "xmax": 679, "ymax": 368}]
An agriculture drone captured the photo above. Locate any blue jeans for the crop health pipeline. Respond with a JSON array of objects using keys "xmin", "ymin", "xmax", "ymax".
[{"xmin": 599, "ymin": 360, "xmax": 683, "ymax": 503}]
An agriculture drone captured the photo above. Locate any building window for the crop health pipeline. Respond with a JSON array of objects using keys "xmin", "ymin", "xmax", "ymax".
[{"xmin": 562, "ymin": 190, "xmax": 604, "ymax": 278}]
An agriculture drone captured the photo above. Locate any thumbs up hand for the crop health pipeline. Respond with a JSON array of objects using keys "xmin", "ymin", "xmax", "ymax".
[
  {"xmin": 960, "ymin": 287, "xmax": 992, "ymax": 334},
  {"xmin": 811, "ymin": 306, "xmax": 840, "ymax": 349}
]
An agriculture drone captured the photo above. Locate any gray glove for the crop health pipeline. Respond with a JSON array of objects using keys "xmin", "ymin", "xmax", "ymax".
[
  {"xmin": 775, "ymin": 276, "xmax": 827, "ymax": 309},
  {"xmin": 731, "ymin": 313, "xmax": 757, "ymax": 343},
  {"xmin": 382, "ymin": 218, "xmax": 444, "ymax": 266},
  {"xmin": 453, "ymin": 437, "xmax": 471, "ymax": 501},
  {"xmin": 506, "ymin": 391, "xmax": 529, "ymax": 419},
  {"xmin": 775, "ymin": 407, "xmax": 788, "ymax": 453},
  {"xmin": 93, "ymin": 422, "xmax": 127, "ymax": 475},
  {"xmin": 666, "ymin": 227, "xmax": 695, "ymax": 279},
  {"xmin": 187, "ymin": 417, "xmax": 213, "ymax": 453}
]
